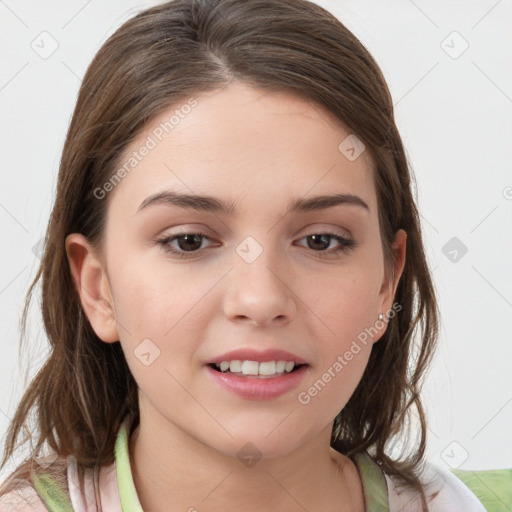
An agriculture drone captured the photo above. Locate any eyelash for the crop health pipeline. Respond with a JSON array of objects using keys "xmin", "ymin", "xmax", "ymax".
[{"xmin": 154, "ymin": 231, "xmax": 357, "ymax": 259}]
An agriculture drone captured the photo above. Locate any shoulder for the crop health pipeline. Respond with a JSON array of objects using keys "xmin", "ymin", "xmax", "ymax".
[
  {"xmin": 0, "ymin": 452, "xmax": 121, "ymax": 512},
  {"xmin": 0, "ymin": 454, "xmax": 71, "ymax": 512},
  {"xmin": 0, "ymin": 485, "xmax": 48, "ymax": 512},
  {"xmin": 385, "ymin": 460, "xmax": 487, "ymax": 512}
]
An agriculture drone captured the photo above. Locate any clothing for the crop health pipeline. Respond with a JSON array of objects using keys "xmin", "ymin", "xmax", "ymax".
[{"xmin": 0, "ymin": 415, "xmax": 486, "ymax": 511}]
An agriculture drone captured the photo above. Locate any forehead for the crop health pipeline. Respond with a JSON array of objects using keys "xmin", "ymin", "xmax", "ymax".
[{"xmin": 107, "ymin": 81, "xmax": 376, "ymax": 217}]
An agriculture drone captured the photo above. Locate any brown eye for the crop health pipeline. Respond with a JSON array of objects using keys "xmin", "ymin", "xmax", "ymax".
[
  {"xmin": 306, "ymin": 234, "xmax": 333, "ymax": 251},
  {"xmin": 297, "ymin": 232, "xmax": 356, "ymax": 258},
  {"xmin": 156, "ymin": 232, "xmax": 212, "ymax": 258},
  {"xmin": 173, "ymin": 234, "xmax": 204, "ymax": 252}
]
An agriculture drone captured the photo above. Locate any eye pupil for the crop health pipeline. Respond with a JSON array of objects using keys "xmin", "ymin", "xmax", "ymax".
[
  {"xmin": 308, "ymin": 234, "xmax": 330, "ymax": 251},
  {"xmin": 177, "ymin": 234, "xmax": 203, "ymax": 251}
]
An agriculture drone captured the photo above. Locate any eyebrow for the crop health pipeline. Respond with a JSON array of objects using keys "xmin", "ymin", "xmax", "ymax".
[{"xmin": 137, "ymin": 191, "xmax": 370, "ymax": 215}]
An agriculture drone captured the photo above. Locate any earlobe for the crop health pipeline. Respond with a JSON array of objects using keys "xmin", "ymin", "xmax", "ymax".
[{"xmin": 65, "ymin": 233, "xmax": 119, "ymax": 343}]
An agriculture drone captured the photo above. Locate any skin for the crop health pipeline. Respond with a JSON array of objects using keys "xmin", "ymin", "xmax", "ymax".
[{"xmin": 66, "ymin": 81, "xmax": 406, "ymax": 512}]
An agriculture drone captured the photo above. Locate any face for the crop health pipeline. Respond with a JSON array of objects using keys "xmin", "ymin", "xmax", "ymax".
[{"xmin": 68, "ymin": 81, "xmax": 405, "ymax": 460}]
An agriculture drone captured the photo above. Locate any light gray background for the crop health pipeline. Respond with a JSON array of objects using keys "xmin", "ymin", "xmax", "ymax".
[{"xmin": 1, "ymin": 0, "xmax": 511, "ymax": 481}]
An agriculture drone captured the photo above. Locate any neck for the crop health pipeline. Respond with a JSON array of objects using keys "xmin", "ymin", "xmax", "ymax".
[{"xmin": 128, "ymin": 412, "xmax": 364, "ymax": 512}]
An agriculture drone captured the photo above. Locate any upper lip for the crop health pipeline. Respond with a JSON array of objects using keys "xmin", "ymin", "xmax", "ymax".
[{"xmin": 207, "ymin": 348, "xmax": 308, "ymax": 365}]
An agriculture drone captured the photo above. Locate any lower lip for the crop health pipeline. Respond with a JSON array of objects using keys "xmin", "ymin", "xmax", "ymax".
[{"xmin": 205, "ymin": 364, "xmax": 308, "ymax": 400}]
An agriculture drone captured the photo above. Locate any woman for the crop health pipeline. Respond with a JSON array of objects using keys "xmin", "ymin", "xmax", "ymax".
[{"xmin": 0, "ymin": 0, "xmax": 485, "ymax": 510}]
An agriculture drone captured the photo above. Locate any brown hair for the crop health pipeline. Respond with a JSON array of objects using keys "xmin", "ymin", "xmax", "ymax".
[{"xmin": 1, "ymin": 0, "xmax": 438, "ymax": 509}]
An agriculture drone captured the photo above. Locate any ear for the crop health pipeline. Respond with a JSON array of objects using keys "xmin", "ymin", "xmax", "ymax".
[
  {"xmin": 65, "ymin": 233, "xmax": 119, "ymax": 343},
  {"xmin": 376, "ymin": 229, "xmax": 407, "ymax": 331}
]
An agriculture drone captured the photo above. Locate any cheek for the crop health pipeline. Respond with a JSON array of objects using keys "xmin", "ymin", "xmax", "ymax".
[
  {"xmin": 305, "ymin": 266, "xmax": 382, "ymax": 342},
  {"xmin": 111, "ymin": 271, "xmax": 167, "ymax": 336},
  {"xmin": 107, "ymin": 242, "xmax": 181, "ymax": 330},
  {"xmin": 108, "ymin": 265, "xmax": 201, "ymax": 404},
  {"xmin": 297, "ymin": 276, "xmax": 377, "ymax": 419},
  {"xmin": 296, "ymin": 262, "xmax": 382, "ymax": 408},
  {"xmin": 107, "ymin": 253, "xmax": 215, "ymax": 363}
]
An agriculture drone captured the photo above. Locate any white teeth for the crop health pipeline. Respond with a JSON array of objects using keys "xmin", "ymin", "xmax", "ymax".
[
  {"xmin": 241, "ymin": 360, "xmax": 259, "ymax": 375},
  {"xmin": 214, "ymin": 359, "xmax": 299, "ymax": 376},
  {"xmin": 276, "ymin": 361, "xmax": 286, "ymax": 373},
  {"xmin": 229, "ymin": 360, "xmax": 242, "ymax": 373},
  {"xmin": 258, "ymin": 361, "xmax": 276, "ymax": 375}
]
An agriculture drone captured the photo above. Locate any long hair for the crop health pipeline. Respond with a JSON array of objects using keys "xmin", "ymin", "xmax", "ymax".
[{"xmin": 1, "ymin": 0, "xmax": 438, "ymax": 508}]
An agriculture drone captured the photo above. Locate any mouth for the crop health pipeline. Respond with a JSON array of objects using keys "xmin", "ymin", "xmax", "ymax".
[
  {"xmin": 205, "ymin": 361, "xmax": 309, "ymax": 400},
  {"xmin": 207, "ymin": 360, "xmax": 307, "ymax": 379}
]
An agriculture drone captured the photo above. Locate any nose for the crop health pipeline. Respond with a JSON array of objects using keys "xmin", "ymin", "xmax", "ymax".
[{"xmin": 222, "ymin": 254, "xmax": 297, "ymax": 327}]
